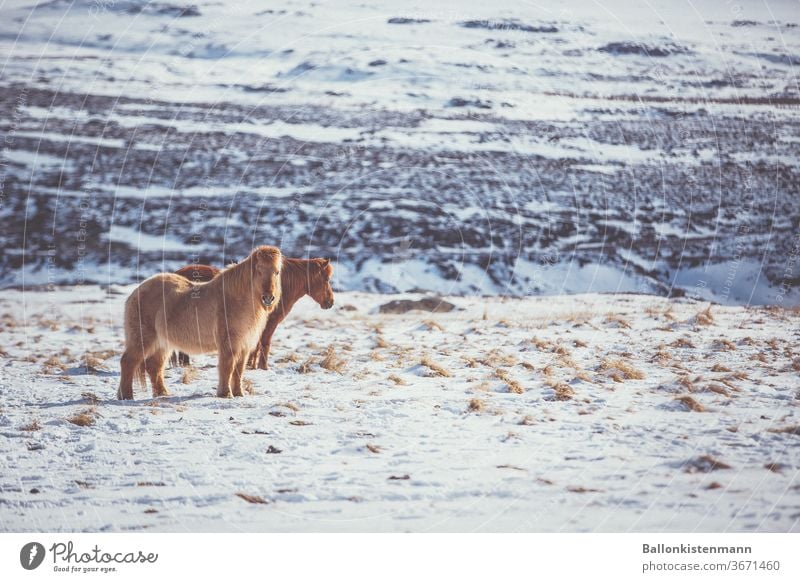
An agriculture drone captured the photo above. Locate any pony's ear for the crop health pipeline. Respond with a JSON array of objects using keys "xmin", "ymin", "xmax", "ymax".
[{"xmin": 322, "ymin": 258, "xmax": 331, "ymax": 266}]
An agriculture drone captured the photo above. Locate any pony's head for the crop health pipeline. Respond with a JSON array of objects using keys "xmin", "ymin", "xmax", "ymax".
[
  {"xmin": 307, "ymin": 258, "xmax": 335, "ymax": 309},
  {"xmin": 249, "ymin": 246, "xmax": 283, "ymax": 309}
]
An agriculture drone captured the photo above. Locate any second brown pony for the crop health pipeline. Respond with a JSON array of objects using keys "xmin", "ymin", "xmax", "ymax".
[{"xmin": 174, "ymin": 257, "xmax": 334, "ymax": 369}]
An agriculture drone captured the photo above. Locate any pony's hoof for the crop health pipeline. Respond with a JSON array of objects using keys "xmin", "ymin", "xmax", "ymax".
[{"xmin": 216, "ymin": 389, "xmax": 233, "ymax": 398}]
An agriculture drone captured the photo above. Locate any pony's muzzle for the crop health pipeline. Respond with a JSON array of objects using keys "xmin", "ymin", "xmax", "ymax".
[
  {"xmin": 261, "ymin": 294, "xmax": 276, "ymax": 308},
  {"xmin": 323, "ymin": 299, "xmax": 334, "ymax": 309}
]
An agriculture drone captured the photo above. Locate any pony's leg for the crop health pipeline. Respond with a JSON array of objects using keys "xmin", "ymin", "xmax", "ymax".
[
  {"xmin": 118, "ymin": 350, "xmax": 142, "ymax": 400},
  {"xmin": 145, "ymin": 350, "xmax": 170, "ymax": 397},
  {"xmin": 217, "ymin": 350, "xmax": 234, "ymax": 398},
  {"xmin": 249, "ymin": 317, "xmax": 280, "ymax": 370},
  {"xmin": 231, "ymin": 351, "xmax": 248, "ymax": 397}
]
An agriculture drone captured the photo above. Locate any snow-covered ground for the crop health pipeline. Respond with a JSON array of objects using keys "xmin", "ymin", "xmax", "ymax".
[{"xmin": 1, "ymin": 286, "xmax": 798, "ymax": 532}]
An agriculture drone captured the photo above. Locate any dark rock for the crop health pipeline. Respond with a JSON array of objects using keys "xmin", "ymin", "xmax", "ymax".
[{"xmin": 378, "ymin": 297, "xmax": 457, "ymax": 314}]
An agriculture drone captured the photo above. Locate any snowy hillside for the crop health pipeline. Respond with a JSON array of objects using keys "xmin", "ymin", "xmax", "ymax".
[
  {"xmin": 1, "ymin": 0, "xmax": 799, "ymax": 303},
  {"xmin": 1, "ymin": 286, "xmax": 798, "ymax": 532}
]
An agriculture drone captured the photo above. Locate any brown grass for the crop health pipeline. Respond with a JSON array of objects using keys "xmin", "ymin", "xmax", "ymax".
[
  {"xmin": 320, "ymin": 345, "xmax": 347, "ymax": 373},
  {"xmin": 671, "ymin": 337, "xmax": 696, "ymax": 349},
  {"xmin": 711, "ymin": 363, "xmax": 732, "ymax": 372},
  {"xmin": 467, "ymin": 398, "xmax": 486, "ymax": 413},
  {"xmin": 420, "ymin": 356, "xmax": 452, "ymax": 378},
  {"xmin": 67, "ymin": 407, "xmax": 98, "ymax": 427},
  {"xmin": 81, "ymin": 391, "xmax": 100, "ymax": 404},
  {"xmin": 704, "ymin": 384, "xmax": 730, "ymax": 396},
  {"xmin": 374, "ymin": 334, "xmax": 389, "ymax": 349},
  {"xmin": 495, "ymin": 368, "xmax": 524, "ymax": 394},
  {"xmin": 366, "ymin": 443, "xmax": 381, "ymax": 454},
  {"xmin": 388, "ymin": 373, "xmax": 408, "ymax": 386},
  {"xmin": 242, "ymin": 378, "xmax": 255, "ymax": 395},
  {"xmin": 531, "ymin": 336, "xmax": 555, "ymax": 351},
  {"xmin": 713, "ymin": 338, "xmax": 737, "ymax": 351},
  {"xmin": 599, "ymin": 358, "xmax": 645, "ymax": 381},
  {"xmin": 696, "ymin": 305, "xmax": 714, "ymax": 326},
  {"xmin": 674, "ymin": 395, "xmax": 706, "ymax": 412},
  {"xmin": 478, "ymin": 349, "xmax": 517, "ymax": 367},
  {"xmin": 41, "ymin": 355, "xmax": 66, "ymax": 374},
  {"xmin": 683, "ymin": 455, "xmax": 731, "ymax": 473},
  {"xmin": 297, "ymin": 356, "xmax": 316, "ymax": 374},
  {"xmin": 19, "ymin": 419, "xmax": 41, "ymax": 432},
  {"xmin": 768, "ymin": 425, "xmax": 800, "ymax": 436},
  {"xmin": 422, "ymin": 319, "xmax": 444, "ymax": 331},
  {"xmin": 544, "ymin": 379, "xmax": 574, "ymax": 401},
  {"xmin": 604, "ymin": 314, "xmax": 631, "ymax": 329},
  {"xmin": 275, "ymin": 352, "xmax": 301, "ymax": 364},
  {"xmin": 235, "ymin": 492, "xmax": 268, "ymax": 504},
  {"xmin": 573, "ymin": 339, "xmax": 588, "ymax": 348},
  {"xmin": 181, "ymin": 366, "xmax": 199, "ymax": 384}
]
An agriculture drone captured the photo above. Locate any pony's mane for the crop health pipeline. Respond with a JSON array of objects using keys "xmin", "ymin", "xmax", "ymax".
[
  {"xmin": 217, "ymin": 246, "xmax": 282, "ymax": 294},
  {"xmin": 282, "ymin": 258, "xmax": 328, "ymax": 297}
]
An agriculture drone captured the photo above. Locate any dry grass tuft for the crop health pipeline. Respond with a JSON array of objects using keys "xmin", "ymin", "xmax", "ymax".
[
  {"xmin": 531, "ymin": 336, "xmax": 554, "ymax": 351},
  {"xmin": 671, "ymin": 337, "xmax": 695, "ymax": 349},
  {"xmin": 275, "ymin": 352, "xmax": 301, "ymax": 364},
  {"xmin": 67, "ymin": 407, "xmax": 98, "ymax": 427},
  {"xmin": 388, "ymin": 373, "xmax": 408, "ymax": 386},
  {"xmin": 683, "ymin": 455, "xmax": 731, "ymax": 473},
  {"xmin": 495, "ymin": 368, "xmax": 524, "ymax": 394},
  {"xmin": 696, "ymin": 305, "xmax": 714, "ymax": 326},
  {"xmin": 674, "ymin": 395, "xmax": 705, "ymax": 412},
  {"xmin": 366, "ymin": 443, "xmax": 381, "ymax": 454},
  {"xmin": 235, "ymin": 492, "xmax": 268, "ymax": 504},
  {"xmin": 704, "ymin": 384, "xmax": 730, "ymax": 396},
  {"xmin": 420, "ymin": 356, "xmax": 452, "ymax": 378},
  {"xmin": 422, "ymin": 319, "xmax": 444, "ymax": 332},
  {"xmin": 518, "ymin": 415, "xmax": 536, "ymax": 425},
  {"xmin": 81, "ymin": 391, "xmax": 100, "ymax": 405},
  {"xmin": 181, "ymin": 366, "xmax": 199, "ymax": 384},
  {"xmin": 41, "ymin": 355, "xmax": 66, "ymax": 374},
  {"xmin": 768, "ymin": 425, "xmax": 800, "ymax": 436},
  {"xmin": 374, "ymin": 334, "xmax": 389, "ymax": 349},
  {"xmin": 792, "ymin": 358, "xmax": 800, "ymax": 372},
  {"xmin": 544, "ymin": 379, "xmax": 574, "ymax": 401},
  {"xmin": 467, "ymin": 398, "xmax": 486, "ymax": 413},
  {"xmin": 320, "ymin": 345, "xmax": 347, "ymax": 373},
  {"xmin": 297, "ymin": 356, "xmax": 316, "ymax": 374},
  {"xmin": 599, "ymin": 358, "xmax": 645, "ymax": 381},
  {"xmin": 604, "ymin": 314, "xmax": 632, "ymax": 329},
  {"xmin": 478, "ymin": 349, "xmax": 518, "ymax": 368},
  {"xmin": 242, "ymin": 378, "xmax": 255, "ymax": 395},
  {"xmin": 20, "ymin": 419, "xmax": 41, "ymax": 432},
  {"xmin": 573, "ymin": 339, "xmax": 588, "ymax": 348},
  {"xmin": 713, "ymin": 338, "xmax": 737, "ymax": 351},
  {"xmin": 711, "ymin": 363, "xmax": 732, "ymax": 373},
  {"xmin": 654, "ymin": 349, "xmax": 672, "ymax": 365}
]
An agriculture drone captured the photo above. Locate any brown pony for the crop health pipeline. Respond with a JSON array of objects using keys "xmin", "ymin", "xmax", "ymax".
[
  {"xmin": 173, "ymin": 257, "xmax": 335, "ymax": 369},
  {"xmin": 118, "ymin": 246, "xmax": 283, "ymax": 400}
]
